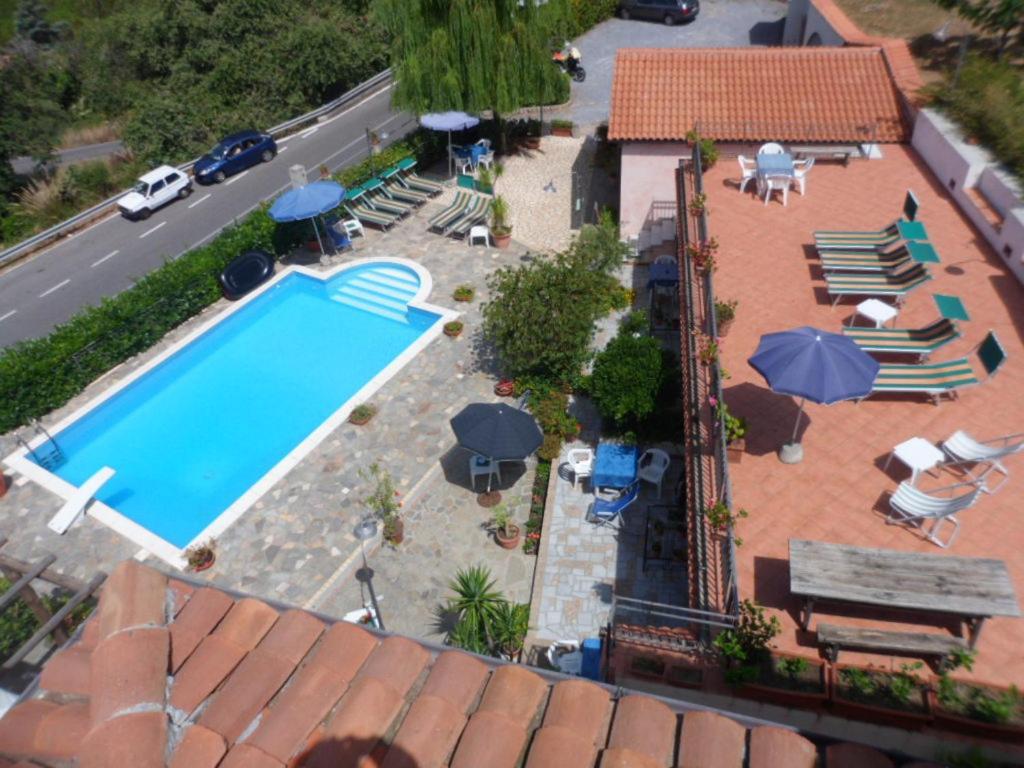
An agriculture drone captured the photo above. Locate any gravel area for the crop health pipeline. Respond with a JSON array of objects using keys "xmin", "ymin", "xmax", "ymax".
[{"xmin": 498, "ymin": 136, "xmax": 595, "ymax": 253}]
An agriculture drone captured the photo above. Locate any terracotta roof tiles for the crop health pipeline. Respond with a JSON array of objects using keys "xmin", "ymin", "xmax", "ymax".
[
  {"xmin": 608, "ymin": 47, "xmax": 907, "ymax": 143},
  {"xmin": 0, "ymin": 561, "xmax": 946, "ymax": 766}
]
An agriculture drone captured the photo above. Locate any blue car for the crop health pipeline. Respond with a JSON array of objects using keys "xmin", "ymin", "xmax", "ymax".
[{"xmin": 194, "ymin": 130, "xmax": 277, "ymax": 184}]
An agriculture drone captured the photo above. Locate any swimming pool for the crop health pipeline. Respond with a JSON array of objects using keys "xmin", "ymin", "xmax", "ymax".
[{"xmin": 5, "ymin": 259, "xmax": 454, "ymax": 565}]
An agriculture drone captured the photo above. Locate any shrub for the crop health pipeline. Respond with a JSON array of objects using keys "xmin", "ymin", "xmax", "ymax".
[
  {"xmin": 0, "ymin": 578, "xmax": 95, "ymax": 662},
  {"xmin": 551, "ymin": 118, "xmax": 573, "ymax": 130},
  {"xmin": 930, "ymin": 55, "xmax": 1024, "ymax": 181},
  {"xmin": 0, "ymin": 208, "xmax": 278, "ymax": 433},
  {"xmin": 591, "ymin": 333, "xmax": 663, "ymax": 425}
]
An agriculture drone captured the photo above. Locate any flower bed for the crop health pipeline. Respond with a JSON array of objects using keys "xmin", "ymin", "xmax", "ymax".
[{"xmin": 523, "ymin": 459, "xmax": 550, "ymax": 555}]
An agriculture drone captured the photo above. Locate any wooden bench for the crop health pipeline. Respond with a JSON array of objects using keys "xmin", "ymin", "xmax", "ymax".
[
  {"xmin": 790, "ymin": 145, "xmax": 862, "ymax": 166},
  {"xmin": 817, "ymin": 623, "xmax": 967, "ymax": 668}
]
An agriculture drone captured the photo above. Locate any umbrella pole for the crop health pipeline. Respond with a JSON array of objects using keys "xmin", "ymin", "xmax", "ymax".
[
  {"xmin": 312, "ymin": 216, "xmax": 326, "ymax": 258},
  {"xmin": 448, "ymin": 130, "xmax": 453, "ymax": 178},
  {"xmin": 790, "ymin": 398, "xmax": 806, "ymax": 444}
]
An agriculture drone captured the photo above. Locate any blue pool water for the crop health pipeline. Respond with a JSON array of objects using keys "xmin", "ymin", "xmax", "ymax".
[{"xmin": 35, "ymin": 263, "xmax": 440, "ymax": 549}]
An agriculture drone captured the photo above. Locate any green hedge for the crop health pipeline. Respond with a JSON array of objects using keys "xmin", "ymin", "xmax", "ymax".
[
  {"xmin": 931, "ymin": 55, "xmax": 1024, "ymax": 182},
  {"xmin": 335, "ymin": 130, "xmax": 446, "ymax": 189},
  {"xmin": 0, "ymin": 210, "xmax": 278, "ymax": 433},
  {"xmin": 563, "ymin": 0, "xmax": 620, "ymax": 37}
]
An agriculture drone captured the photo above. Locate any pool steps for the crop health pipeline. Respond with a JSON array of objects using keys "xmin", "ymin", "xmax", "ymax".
[{"xmin": 329, "ymin": 266, "xmax": 420, "ymax": 323}]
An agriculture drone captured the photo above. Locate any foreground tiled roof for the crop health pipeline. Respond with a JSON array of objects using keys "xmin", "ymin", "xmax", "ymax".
[
  {"xmin": 608, "ymin": 47, "xmax": 907, "ymax": 143},
  {"xmin": 0, "ymin": 561, "xmax": 939, "ymax": 767}
]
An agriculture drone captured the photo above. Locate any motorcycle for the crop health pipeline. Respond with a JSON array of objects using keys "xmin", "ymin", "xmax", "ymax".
[{"xmin": 552, "ymin": 44, "xmax": 586, "ymax": 83}]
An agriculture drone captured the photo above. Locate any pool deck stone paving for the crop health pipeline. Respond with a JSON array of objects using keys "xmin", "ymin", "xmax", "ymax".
[{"xmin": 0, "ymin": 196, "xmax": 541, "ymax": 643}]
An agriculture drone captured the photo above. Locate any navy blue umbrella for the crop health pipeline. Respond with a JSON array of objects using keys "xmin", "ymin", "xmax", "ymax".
[
  {"xmin": 269, "ymin": 181, "xmax": 346, "ymax": 254},
  {"xmin": 748, "ymin": 326, "xmax": 879, "ymax": 461},
  {"xmin": 451, "ymin": 403, "xmax": 542, "ymax": 491}
]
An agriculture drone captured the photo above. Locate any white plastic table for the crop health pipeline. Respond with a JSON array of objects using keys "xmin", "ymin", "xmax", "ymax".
[
  {"xmin": 885, "ymin": 437, "xmax": 944, "ymax": 486},
  {"xmin": 855, "ymin": 298, "xmax": 898, "ymax": 328},
  {"xmin": 468, "ymin": 225, "xmax": 490, "ymax": 247}
]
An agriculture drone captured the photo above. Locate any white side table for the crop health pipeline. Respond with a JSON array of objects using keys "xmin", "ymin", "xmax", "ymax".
[
  {"xmin": 855, "ymin": 298, "xmax": 898, "ymax": 328},
  {"xmin": 885, "ymin": 437, "xmax": 944, "ymax": 486},
  {"xmin": 468, "ymin": 225, "xmax": 490, "ymax": 247}
]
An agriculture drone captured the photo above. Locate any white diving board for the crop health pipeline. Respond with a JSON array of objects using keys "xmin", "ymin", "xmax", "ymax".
[{"xmin": 48, "ymin": 467, "xmax": 115, "ymax": 534}]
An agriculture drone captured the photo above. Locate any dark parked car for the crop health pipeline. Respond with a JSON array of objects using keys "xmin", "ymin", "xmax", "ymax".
[
  {"xmin": 619, "ymin": 0, "xmax": 699, "ymax": 24},
  {"xmin": 194, "ymin": 130, "xmax": 277, "ymax": 184}
]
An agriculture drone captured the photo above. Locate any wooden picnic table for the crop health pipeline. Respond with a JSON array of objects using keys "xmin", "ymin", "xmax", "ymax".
[{"xmin": 789, "ymin": 539, "xmax": 1020, "ymax": 649}]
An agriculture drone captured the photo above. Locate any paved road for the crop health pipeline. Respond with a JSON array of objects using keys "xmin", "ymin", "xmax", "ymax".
[
  {"xmin": 550, "ymin": 0, "xmax": 787, "ymax": 128},
  {"xmin": 10, "ymin": 140, "xmax": 125, "ymax": 176},
  {"xmin": 0, "ymin": 85, "xmax": 412, "ymax": 349}
]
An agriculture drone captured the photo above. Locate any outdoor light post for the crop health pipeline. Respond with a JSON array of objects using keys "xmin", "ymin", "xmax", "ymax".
[
  {"xmin": 353, "ymin": 518, "xmax": 385, "ymax": 631},
  {"xmin": 365, "ymin": 128, "xmax": 388, "ymax": 177}
]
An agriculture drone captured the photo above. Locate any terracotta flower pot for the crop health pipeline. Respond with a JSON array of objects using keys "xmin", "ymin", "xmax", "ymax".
[
  {"xmin": 928, "ymin": 685, "xmax": 1024, "ymax": 742},
  {"xmin": 717, "ymin": 318, "xmax": 734, "ymax": 337},
  {"xmin": 740, "ymin": 653, "xmax": 828, "ymax": 710},
  {"xmin": 444, "ymin": 323, "xmax": 463, "ymax": 338},
  {"xmin": 494, "ymin": 380, "xmax": 515, "ymax": 397},
  {"xmin": 193, "ymin": 553, "xmax": 216, "ymax": 572},
  {"xmin": 385, "ymin": 518, "xmax": 405, "ymax": 545},
  {"xmin": 726, "ymin": 438, "xmax": 745, "ymax": 464},
  {"xmin": 492, "ymin": 230, "xmax": 512, "ymax": 249},
  {"xmin": 552, "ymin": 126, "xmax": 573, "ymax": 137},
  {"xmin": 829, "ymin": 665, "xmax": 932, "ymax": 730},
  {"xmin": 0, "ymin": 473, "xmax": 7, "ymax": 499},
  {"xmin": 496, "ymin": 524, "xmax": 521, "ymax": 550},
  {"xmin": 525, "ymin": 137, "xmax": 541, "ymax": 150},
  {"xmin": 348, "ymin": 411, "xmax": 374, "ymax": 426}
]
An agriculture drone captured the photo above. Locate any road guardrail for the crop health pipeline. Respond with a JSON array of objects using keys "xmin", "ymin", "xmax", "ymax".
[{"xmin": 0, "ymin": 68, "xmax": 394, "ymax": 270}]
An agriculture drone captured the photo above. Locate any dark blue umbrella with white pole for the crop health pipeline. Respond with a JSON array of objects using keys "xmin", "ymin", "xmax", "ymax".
[
  {"xmin": 748, "ymin": 326, "xmax": 879, "ymax": 463},
  {"xmin": 419, "ymin": 112, "xmax": 480, "ymax": 177},
  {"xmin": 269, "ymin": 180, "xmax": 346, "ymax": 255}
]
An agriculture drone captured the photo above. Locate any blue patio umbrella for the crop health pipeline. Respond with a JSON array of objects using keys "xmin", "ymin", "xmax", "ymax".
[
  {"xmin": 748, "ymin": 326, "xmax": 880, "ymax": 463},
  {"xmin": 419, "ymin": 111, "xmax": 480, "ymax": 176},
  {"xmin": 269, "ymin": 181, "xmax": 346, "ymax": 255}
]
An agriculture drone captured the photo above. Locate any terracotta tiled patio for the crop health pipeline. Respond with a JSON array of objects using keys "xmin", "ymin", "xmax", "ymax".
[{"xmin": 703, "ymin": 144, "xmax": 1024, "ymax": 688}]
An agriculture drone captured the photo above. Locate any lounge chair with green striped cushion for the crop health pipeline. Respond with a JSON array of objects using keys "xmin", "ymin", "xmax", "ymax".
[
  {"xmin": 825, "ymin": 261, "xmax": 932, "ymax": 307},
  {"xmin": 843, "ymin": 319, "xmax": 961, "ymax": 360},
  {"xmin": 344, "ymin": 202, "xmax": 398, "ymax": 230},
  {"xmin": 391, "ymin": 157, "xmax": 443, "ymax": 196},
  {"xmin": 868, "ymin": 331, "xmax": 1006, "ymax": 404},
  {"xmin": 366, "ymin": 187, "xmax": 414, "ymax": 217},
  {"xmin": 384, "ymin": 179, "xmax": 430, "ymax": 206},
  {"xmin": 448, "ymin": 194, "xmax": 490, "ymax": 236},
  {"xmin": 819, "ymin": 241, "xmax": 940, "ymax": 273},
  {"xmin": 429, "ymin": 191, "xmax": 471, "ymax": 232},
  {"xmin": 815, "ymin": 219, "xmax": 929, "ymax": 251}
]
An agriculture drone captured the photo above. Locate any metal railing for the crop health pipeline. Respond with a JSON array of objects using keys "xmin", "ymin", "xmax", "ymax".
[
  {"xmin": 609, "ymin": 594, "xmax": 736, "ymax": 652},
  {"xmin": 678, "ymin": 144, "xmax": 741, "ymax": 624},
  {"xmin": 0, "ymin": 68, "xmax": 394, "ymax": 269}
]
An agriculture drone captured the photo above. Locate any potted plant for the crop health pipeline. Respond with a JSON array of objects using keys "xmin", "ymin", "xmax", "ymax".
[
  {"xmin": 494, "ymin": 379, "xmax": 515, "ymax": 397},
  {"xmin": 705, "ymin": 501, "xmax": 748, "ymax": 545},
  {"xmin": 714, "ymin": 299, "xmax": 738, "ymax": 337},
  {"xmin": 551, "ymin": 119, "xmax": 573, "ymax": 137},
  {"xmin": 685, "ymin": 129, "xmax": 719, "ymax": 168},
  {"xmin": 184, "ymin": 539, "xmax": 216, "ymax": 572},
  {"xmin": 697, "ymin": 333, "xmax": 719, "ymax": 366},
  {"xmin": 453, "ymin": 285, "xmax": 475, "ymax": 302},
  {"xmin": 713, "ymin": 600, "xmax": 781, "ymax": 686},
  {"xmin": 714, "ymin": 401, "xmax": 747, "ymax": 462},
  {"xmin": 489, "ymin": 504, "xmax": 521, "ymax": 549},
  {"xmin": 688, "ymin": 192, "xmax": 708, "ymax": 218},
  {"xmin": 685, "ymin": 238, "xmax": 719, "ymax": 274},
  {"xmin": 444, "ymin": 320, "xmax": 464, "ymax": 338},
  {"xmin": 741, "ymin": 653, "xmax": 829, "ymax": 709},
  {"xmin": 489, "ymin": 196, "xmax": 513, "ymax": 249},
  {"xmin": 361, "ymin": 462, "xmax": 404, "ymax": 545},
  {"xmin": 830, "ymin": 662, "xmax": 931, "ymax": 729},
  {"xmin": 525, "ymin": 119, "xmax": 542, "ymax": 150},
  {"xmin": 929, "ymin": 651, "xmax": 1024, "ymax": 740},
  {"xmin": 491, "ymin": 601, "xmax": 529, "ymax": 661},
  {"xmin": 348, "ymin": 403, "xmax": 377, "ymax": 426}
]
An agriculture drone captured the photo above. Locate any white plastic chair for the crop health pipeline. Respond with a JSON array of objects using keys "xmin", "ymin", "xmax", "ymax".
[
  {"xmin": 887, "ymin": 481, "xmax": 982, "ymax": 548},
  {"xmin": 475, "ymin": 138, "xmax": 492, "ymax": 151},
  {"xmin": 455, "ymin": 156, "xmax": 473, "ymax": 176},
  {"xmin": 341, "ymin": 218, "xmax": 364, "ymax": 238},
  {"xmin": 737, "ymin": 155, "xmax": 757, "ymax": 193},
  {"xmin": 469, "ymin": 454, "xmax": 501, "ymax": 491},
  {"xmin": 792, "ymin": 157, "xmax": 814, "ymax": 196},
  {"xmin": 468, "ymin": 225, "xmax": 490, "ymax": 247},
  {"xmin": 637, "ymin": 448, "xmax": 670, "ymax": 498},
  {"xmin": 758, "ymin": 142, "xmax": 785, "ymax": 155},
  {"xmin": 941, "ymin": 430, "xmax": 1024, "ymax": 494},
  {"xmin": 477, "ymin": 151, "xmax": 495, "ymax": 171},
  {"xmin": 566, "ymin": 448, "xmax": 594, "ymax": 489},
  {"xmin": 763, "ymin": 175, "xmax": 789, "ymax": 207}
]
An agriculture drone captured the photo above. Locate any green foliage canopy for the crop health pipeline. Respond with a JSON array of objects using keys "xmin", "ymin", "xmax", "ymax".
[
  {"xmin": 373, "ymin": 0, "xmax": 568, "ymax": 117},
  {"xmin": 591, "ymin": 332, "xmax": 663, "ymax": 425},
  {"xmin": 932, "ymin": 0, "xmax": 1024, "ymax": 50}
]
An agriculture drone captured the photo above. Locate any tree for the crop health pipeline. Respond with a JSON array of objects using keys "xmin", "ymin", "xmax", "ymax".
[
  {"xmin": 591, "ymin": 332, "xmax": 663, "ymax": 425},
  {"xmin": 0, "ymin": 55, "xmax": 64, "ymax": 198},
  {"xmin": 933, "ymin": 0, "xmax": 1024, "ymax": 53},
  {"xmin": 372, "ymin": 0, "xmax": 568, "ymax": 145},
  {"xmin": 15, "ymin": 0, "xmax": 68, "ymax": 46}
]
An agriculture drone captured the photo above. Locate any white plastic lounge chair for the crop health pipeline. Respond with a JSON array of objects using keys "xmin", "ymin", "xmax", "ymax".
[
  {"xmin": 469, "ymin": 454, "xmax": 501, "ymax": 491},
  {"xmin": 637, "ymin": 448, "xmax": 670, "ymax": 498},
  {"xmin": 887, "ymin": 481, "xmax": 982, "ymax": 548},
  {"xmin": 737, "ymin": 155, "xmax": 757, "ymax": 193},
  {"xmin": 941, "ymin": 431, "xmax": 1024, "ymax": 494},
  {"xmin": 48, "ymin": 466, "xmax": 115, "ymax": 534},
  {"xmin": 566, "ymin": 449, "xmax": 594, "ymax": 489}
]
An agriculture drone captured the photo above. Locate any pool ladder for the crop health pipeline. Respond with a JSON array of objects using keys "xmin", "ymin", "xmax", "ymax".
[{"xmin": 17, "ymin": 421, "xmax": 66, "ymax": 470}]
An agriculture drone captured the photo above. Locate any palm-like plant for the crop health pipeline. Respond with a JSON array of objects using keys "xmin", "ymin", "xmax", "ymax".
[
  {"xmin": 491, "ymin": 601, "xmax": 530, "ymax": 659},
  {"xmin": 446, "ymin": 565, "xmax": 504, "ymax": 651}
]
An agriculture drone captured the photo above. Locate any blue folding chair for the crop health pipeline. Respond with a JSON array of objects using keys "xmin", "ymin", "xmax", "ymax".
[{"xmin": 587, "ymin": 481, "xmax": 640, "ymax": 528}]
